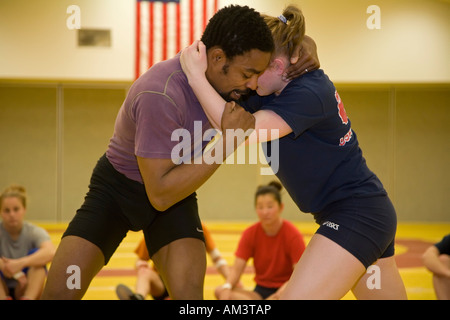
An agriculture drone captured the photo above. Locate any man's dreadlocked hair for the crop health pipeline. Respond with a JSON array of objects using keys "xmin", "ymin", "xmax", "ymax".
[{"xmin": 201, "ymin": 5, "xmax": 274, "ymax": 60}]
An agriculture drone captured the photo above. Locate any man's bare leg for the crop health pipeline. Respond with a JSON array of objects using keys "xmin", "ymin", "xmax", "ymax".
[
  {"xmin": 41, "ymin": 236, "xmax": 104, "ymax": 300},
  {"xmin": 152, "ymin": 238, "xmax": 206, "ymax": 300}
]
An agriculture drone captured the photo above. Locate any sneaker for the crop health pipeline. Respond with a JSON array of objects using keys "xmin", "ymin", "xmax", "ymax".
[{"xmin": 116, "ymin": 284, "xmax": 144, "ymax": 300}]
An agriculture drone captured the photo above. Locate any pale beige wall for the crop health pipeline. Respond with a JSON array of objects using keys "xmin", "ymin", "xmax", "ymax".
[
  {"xmin": 0, "ymin": 0, "xmax": 449, "ymax": 223},
  {"xmin": 290, "ymin": 0, "xmax": 450, "ymax": 82},
  {"xmin": 197, "ymin": 83, "xmax": 450, "ymax": 222},
  {"xmin": 0, "ymin": 0, "xmax": 448, "ymax": 82},
  {"xmin": 0, "ymin": 0, "xmax": 135, "ymax": 80},
  {"xmin": 0, "ymin": 85, "xmax": 58, "ymax": 220},
  {"xmin": 60, "ymin": 87, "xmax": 125, "ymax": 221},
  {"xmin": 0, "ymin": 82, "xmax": 128, "ymax": 222},
  {"xmin": 0, "ymin": 84, "xmax": 449, "ymax": 222},
  {"xmin": 235, "ymin": 0, "xmax": 450, "ymax": 82},
  {"xmin": 394, "ymin": 86, "xmax": 450, "ymax": 219}
]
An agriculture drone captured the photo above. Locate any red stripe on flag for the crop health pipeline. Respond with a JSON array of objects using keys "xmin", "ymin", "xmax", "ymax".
[
  {"xmin": 189, "ymin": 0, "xmax": 194, "ymax": 44},
  {"xmin": 149, "ymin": 2, "xmax": 154, "ymax": 67},
  {"xmin": 162, "ymin": 3, "xmax": 168, "ymax": 60},
  {"xmin": 203, "ymin": 0, "xmax": 207, "ymax": 30},
  {"xmin": 136, "ymin": 0, "xmax": 219, "ymax": 79},
  {"xmin": 176, "ymin": 4, "xmax": 181, "ymax": 53},
  {"xmin": 135, "ymin": 1, "xmax": 141, "ymax": 80}
]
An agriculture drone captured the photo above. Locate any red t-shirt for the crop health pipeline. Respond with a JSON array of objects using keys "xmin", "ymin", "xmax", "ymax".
[{"xmin": 235, "ymin": 220, "xmax": 306, "ymax": 288}]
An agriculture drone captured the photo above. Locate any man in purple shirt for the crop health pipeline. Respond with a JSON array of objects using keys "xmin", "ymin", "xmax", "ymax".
[
  {"xmin": 42, "ymin": 5, "xmax": 317, "ymax": 300},
  {"xmin": 41, "ymin": 5, "xmax": 274, "ymax": 300}
]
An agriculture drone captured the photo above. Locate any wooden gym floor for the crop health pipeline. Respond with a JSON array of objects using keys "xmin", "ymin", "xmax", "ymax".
[{"xmin": 39, "ymin": 221, "xmax": 449, "ymax": 300}]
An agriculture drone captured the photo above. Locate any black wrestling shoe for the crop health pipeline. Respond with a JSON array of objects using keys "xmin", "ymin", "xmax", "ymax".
[{"xmin": 116, "ymin": 284, "xmax": 145, "ymax": 300}]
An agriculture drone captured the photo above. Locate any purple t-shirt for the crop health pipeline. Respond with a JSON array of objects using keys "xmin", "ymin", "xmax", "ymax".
[{"xmin": 106, "ymin": 54, "xmax": 212, "ymax": 183}]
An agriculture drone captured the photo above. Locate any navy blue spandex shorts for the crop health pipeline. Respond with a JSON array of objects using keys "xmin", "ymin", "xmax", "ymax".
[
  {"xmin": 313, "ymin": 195, "xmax": 397, "ymax": 268},
  {"xmin": 254, "ymin": 285, "xmax": 279, "ymax": 299}
]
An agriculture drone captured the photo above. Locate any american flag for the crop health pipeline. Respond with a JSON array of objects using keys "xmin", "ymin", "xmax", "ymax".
[{"xmin": 135, "ymin": 0, "xmax": 219, "ymax": 79}]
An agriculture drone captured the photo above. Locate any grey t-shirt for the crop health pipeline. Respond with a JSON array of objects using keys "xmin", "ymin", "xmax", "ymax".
[
  {"xmin": 0, "ymin": 221, "xmax": 50, "ymax": 259},
  {"xmin": 0, "ymin": 221, "xmax": 50, "ymax": 288}
]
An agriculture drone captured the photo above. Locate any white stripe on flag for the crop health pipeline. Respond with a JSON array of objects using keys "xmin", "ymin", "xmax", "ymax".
[{"xmin": 136, "ymin": 0, "xmax": 218, "ymax": 78}]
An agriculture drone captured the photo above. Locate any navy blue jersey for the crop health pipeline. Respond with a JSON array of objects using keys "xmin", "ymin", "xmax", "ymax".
[
  {"xmin": 435, "ymin": 235, "xmax": 450, "ymax": 255},
  {"xmin": 242, "ymin": 69, "xmax": 386, "ymax": 213}
]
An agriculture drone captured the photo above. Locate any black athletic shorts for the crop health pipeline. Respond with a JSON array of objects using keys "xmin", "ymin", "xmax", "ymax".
[
  {"xmin": 313, "ymin": 194, "xmax": 397, "ymax": 269},
  {"xmin": 63, "ymin": 154, "xmax": 205, "ymax": 264}
]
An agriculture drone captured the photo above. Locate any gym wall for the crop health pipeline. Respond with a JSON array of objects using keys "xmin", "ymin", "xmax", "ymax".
[{"xmin": 0, "ymin": 0, "xmax": 448, "ymax": 222}]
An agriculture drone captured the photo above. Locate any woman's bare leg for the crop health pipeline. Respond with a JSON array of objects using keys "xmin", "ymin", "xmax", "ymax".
[
  {"xmin": 280, "ymin": 233, "xmax": 366, "ymax": 300},
  {"xmin": 135, "ymin": 265, "xmax": 166, "ymax": 298},
  {"xmin": 352, "ymin": 256, "xmax": 407, "ymax": 299},
  {"xmin": 215, "ymin": 286, "xmax": 262, "ymax": 300},
  {"xmin": 20, "ymin": 266, "xmax": 46, "ymax": 299}
]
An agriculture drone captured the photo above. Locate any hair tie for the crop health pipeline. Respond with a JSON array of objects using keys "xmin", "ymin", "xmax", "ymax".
[{"xmin": 278, "ymin": 14, "xmax": 287, "ymax": 24}]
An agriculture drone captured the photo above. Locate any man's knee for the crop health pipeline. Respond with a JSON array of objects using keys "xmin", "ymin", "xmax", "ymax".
[
  {"xmin": 169, "ymin": 280, "xmax": 204, "ymax": 300},
  {"xmin": 153, "ymin": 238, "xmax": 206, "ymax": 299},
  {"xmin": 41, "ymin": 236, "xmax": 105, "ymax": 300}
]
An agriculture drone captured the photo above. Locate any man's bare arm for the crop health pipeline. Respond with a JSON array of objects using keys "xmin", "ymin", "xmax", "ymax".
[{"xmin": 138, "ymin": 103, "xmax": 254, "ymax": 211}]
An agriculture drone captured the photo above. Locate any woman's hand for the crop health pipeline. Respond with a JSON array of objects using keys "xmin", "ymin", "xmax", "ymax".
[
  {"xmin": 180, "ymin": 40, "xmax": 208, "ymax": 84},
  {"xmin": 1, "ymin": 257, "xmax": 25, "ymax": 278}
]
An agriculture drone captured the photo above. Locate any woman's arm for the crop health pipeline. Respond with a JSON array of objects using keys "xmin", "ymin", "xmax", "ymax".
[
  {"xmin": 227, "ymin": 257, "xmax": 247, "ymax": 288},
  {"xmin": 422, "ymin": 246, "xmax": 450, "ymax": 278},
  {"xmin": 181, "ymin": 41, "xmax": 292, "ymax": 144},
  {"xmin": 22, "ymin": 240, "xmax": 56, "ymax": 268},
  {"xmin": 180, "ymin": 40, "xmax": 223, "ymax": 131},
  {"xmin": 218, "ymin": 257, "xmax": 247, "ymax": 300},
  {"xmin": 138, "ymin": 102, "xmax": 255, "ymax": 211},
  {"xmin": 1, "ymin": 240, "xmax": 55, "ymax": 277}
]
